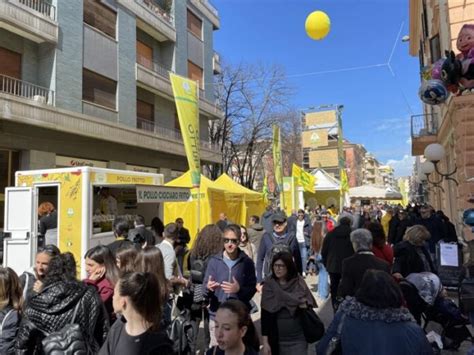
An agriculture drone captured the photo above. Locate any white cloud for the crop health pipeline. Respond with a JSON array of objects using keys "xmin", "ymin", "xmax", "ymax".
[
  {"xmin": 373, "ymin": 117, "xmax": 410, "ymax": 132},
  {"xmin": 406, "ymin": 137, "xmax": 411, "ymax": 145},
  {"xmin": 386, "ymin": 155, "xmax": 415, "ymax": 177}
]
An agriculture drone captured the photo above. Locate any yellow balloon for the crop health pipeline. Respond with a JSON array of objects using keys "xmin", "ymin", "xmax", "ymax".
[{"xmin": 305, "ymin": 11, "xmax": 331, "ymax": 40}]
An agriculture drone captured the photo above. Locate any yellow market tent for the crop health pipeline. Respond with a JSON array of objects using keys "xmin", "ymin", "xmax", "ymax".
[
  {"xmin": 163, "ymin": 171, "xmax": 244, "ymax": 245},
  {"xmin": 214, "ymin": 173, "xmax": 266, "ymax": 224}
]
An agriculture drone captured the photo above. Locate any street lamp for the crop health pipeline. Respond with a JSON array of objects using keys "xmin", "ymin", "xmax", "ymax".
[
  {"xmin": 419, "ymin": 160, "xmax": 445, "ymax": 192},
  {"xmin": 423, "ymin": 143, "xmax": 458, "ymax": 185}
]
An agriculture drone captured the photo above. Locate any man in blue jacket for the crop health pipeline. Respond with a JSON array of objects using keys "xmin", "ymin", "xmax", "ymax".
[
  {"xmin": 256, "ymin": 212, "xmax": 302, "ymax": 288},
  {"xmin": 204, "ymin": 224, "xmax": 256, "ymax": 347}
]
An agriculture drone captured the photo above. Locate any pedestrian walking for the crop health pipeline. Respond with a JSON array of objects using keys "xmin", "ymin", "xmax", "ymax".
[
  {"xmin": 107, "ymin": 217, "xmax": 133, "ymax": 256},
  {"xmin": 99, "ymin": 272, "xmax": 173, "ymax": 355},
  {"xmin": 321, "ymin": 215, "xmax": 354, "ymax": 311},
  {"xmin": 206, "ymin": 300, "xmax": 260, "ymax": 355},
  {"xmin": 0, "ymin": 267, "xmax": 22, "ymax": 354},
  {"xmin": 367, "ymin": 222, "xmax": 394, "ymax": 266},
  {"xmin": 204, "ymin": 224, "xmax": 257, "ymax": 347},
  {"xmin": 84, "ymin": 245, "xmax": 120, "ymax": 324},
  {"xmin": 261, "ymin": 252, "xmax": 317, "ymax": 355},
  {"xmin": 247, "ymin": 215, "xmax": 264, "ymax": 252}
]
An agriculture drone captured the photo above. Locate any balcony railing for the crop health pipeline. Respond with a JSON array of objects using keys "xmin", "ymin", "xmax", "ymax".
[
  {"xmin": 139, "ymin": 0, "xmax": 173, "ymax": 25},
  {"xmin": 411, "ymin": 113, "xmax": 438, "ymax": 138},
  {"xmin": 0, "ymin": 74, "xmax": 54, "ymax": 105},
  {"xmin": 136, "ymin": 54, "xmax": 170, "ymax": 78},
  {"xmin": 17, "ymin": 0, "xmax": 55, "ymax": 20},
  {"xmin": 136, "ymin": 117, "xmax": 218, "ymax": 150}
]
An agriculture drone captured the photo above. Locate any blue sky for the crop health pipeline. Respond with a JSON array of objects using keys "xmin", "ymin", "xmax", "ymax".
[{"xmin": 212, "ymin": 0, "xmax": 421, "ymax": 176}]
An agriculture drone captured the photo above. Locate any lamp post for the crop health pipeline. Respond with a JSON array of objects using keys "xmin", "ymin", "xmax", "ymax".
[
  {"xmin": 423, "ymin": 143, "xmax": 458, "ymax": 185},
  {"xmin": 419, "ymin": 160, "xmax": 445, "ymax": 192}
]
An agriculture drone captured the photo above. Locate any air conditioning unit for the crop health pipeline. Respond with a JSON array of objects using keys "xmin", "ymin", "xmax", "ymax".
[{"xmin": 33, "ymin": 95, "xmax": 46, "ymax": 104}]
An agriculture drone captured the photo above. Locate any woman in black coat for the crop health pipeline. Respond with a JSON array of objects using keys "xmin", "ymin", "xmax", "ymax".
[
  {"xmin": 392, "ymin": 225, "xmax": 435, "ymax": 280},
  {"xmin": 15, "ymin": 253, "xmax": 108, "ymax": 354}
]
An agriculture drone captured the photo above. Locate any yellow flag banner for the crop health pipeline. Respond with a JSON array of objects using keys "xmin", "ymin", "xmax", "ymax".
[
  {"xmin": 340, "ymin": 168, "xmax": 349, "ymax": 193},
  {"xmin": 170, "ymin": 73, "xmax": 201, "ymax": 187},
  {"xmin": 292, "ymin": 163, "xmax": 316, "ymax": 193},
  {"xmin": 272, "ymin": 125, "xmax": 283, "ymax": 193}
]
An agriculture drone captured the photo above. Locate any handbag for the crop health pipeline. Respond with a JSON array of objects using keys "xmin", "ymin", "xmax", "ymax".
[
  {"xmin": 41, "ymin": 302, "xmax": 88, "ymax": 355},
  {"xmin": 299, "ymin": 307, "xmax": 325, "ymax": 343},
  {"xmin": 325, "ymin": 313, "xmax": 346, "ymax": 355}
]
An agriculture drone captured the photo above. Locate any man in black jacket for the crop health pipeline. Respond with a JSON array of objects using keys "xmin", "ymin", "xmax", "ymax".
[
  {"xmin": 321, "ymin": 215, "xmax": 354, "ymax": 311},
  {"xmin": 338, "ymin": 228, "xmax": 390, "ymax": 298}
]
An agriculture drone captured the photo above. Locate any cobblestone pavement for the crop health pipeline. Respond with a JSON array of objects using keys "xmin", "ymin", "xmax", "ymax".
[{"xmin": 196, "ymin": 274, "xmax": 473, "ymax": 354}]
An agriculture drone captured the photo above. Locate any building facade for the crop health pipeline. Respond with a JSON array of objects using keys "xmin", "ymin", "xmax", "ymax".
[
  {"xmin": 302, "ymin": 108, "xmax": 341, "ymax": 179},
  {"xmin": 0, "ymin": 0, "xmax": 223, "ymax": 223},
  {"xmin": 379, "ymin": 165, "xmax": 396, "ymax": 189},
  {"xmin": 408, "ymin": 0, "xmax": 474, "ymax": 233},
  {"xmin": 344, "ymin": 141, "xmax": 367, "ymax": 188},
  {"xmin": 362, "ymin": 153, "xmax": 382, "ymax": 185}
]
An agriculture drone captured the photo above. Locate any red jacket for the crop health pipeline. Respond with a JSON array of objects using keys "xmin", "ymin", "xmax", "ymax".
[
  {"xmin": 84, "ymin": 277, "xmax": 115, "ymax": 323},
  {"xmin": 372, "ymin": 243, "xmax": 394, "ymax": 266}
]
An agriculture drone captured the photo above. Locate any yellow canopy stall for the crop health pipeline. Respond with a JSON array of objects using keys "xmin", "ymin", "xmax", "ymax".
[
  {"xmin": 214, "ymin": 173, "xmax": 266, "ymax": 224},
  {"xmin": 164, "ymin": 171, "xmax": 244, "ymax": 245}
]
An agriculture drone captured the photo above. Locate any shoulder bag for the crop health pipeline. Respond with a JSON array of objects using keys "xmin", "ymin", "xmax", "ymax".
[{"xmin": 325, "ymin": 313, "xmax": 346, "ymax": 355}]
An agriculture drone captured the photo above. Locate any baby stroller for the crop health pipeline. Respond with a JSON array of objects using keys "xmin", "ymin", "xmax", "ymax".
[{"xmin": 399, "ymin": 272, "xmax": 472, "ymax": 350}]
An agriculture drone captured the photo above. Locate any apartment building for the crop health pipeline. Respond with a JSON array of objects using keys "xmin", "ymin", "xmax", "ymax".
[
  {"xmin": 0, "ymin": 0, "xmax": 223, "ymax": 220},
  {"xmin": 408, "ymin": 0, "xmax": 474, "ymax": 225},
  {"xmin": 362, "ymin": 153, "xmax": 381, "ymax": 185},
  {"xmin": 379, "ymin": 165, "xmax": 396, "ymax": 189},
  {"xmin": 343, "ymin": 141, "xmax": 367, "ymax": 188}
]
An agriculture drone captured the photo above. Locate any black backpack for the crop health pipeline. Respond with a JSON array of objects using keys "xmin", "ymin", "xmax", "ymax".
[
  {"xmin": 167, "ymin": 309, "xmax": 196, "ymax": 355},
  {"xmin": 263, "ymin": 234, "xmax": 293, "ymax": 277}
]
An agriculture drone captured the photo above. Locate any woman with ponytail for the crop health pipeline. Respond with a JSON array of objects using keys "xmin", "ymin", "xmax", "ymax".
[
  {"xmin": 207, "ymin": 299, "xmax": 260, "ymax": 355},
  {"xmin": 99, "ymin": 272, "xmax": 173, "ymax": 355}
]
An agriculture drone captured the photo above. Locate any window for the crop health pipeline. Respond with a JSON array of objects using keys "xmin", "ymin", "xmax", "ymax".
[
  {"xmin": 136, "ymin": 41, "xmax": 153, "ymax": 70},
  {"xmin": 0, "ymin": 47, "xmax": 21, "ymax": 79},
  {"xmin": 83, "ymin": 69, "xmax": 117, "ymax": 109},
  {"xmin": 430, "ymin": 35, "xmax": 441, "ymax": 63},
  {"xmin": 137, "ymin": 99, "xmax": 154, "ymax": 132},
  {"xmin": 422, "ymin": 0, "xmax": 429, "ymax": 39},
  {"xmin": 84, "ymin": 0, "xmax": 116, "ymax": 38},
  {"xmin": 188, "ymin": 60, "xmax": 203, "ymax": 88},
  {"xmin": 175, "ymin": 111, "xmax": 180, "ymax": 130},
  {"xmin": 187, "ymin": 9, "xmax": 202, "ymax": 39}
]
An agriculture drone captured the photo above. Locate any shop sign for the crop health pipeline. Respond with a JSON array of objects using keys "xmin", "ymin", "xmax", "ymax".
[
  {"xmin": 136, "ymin": 186, "xmax": 190, "ymax": 203},
  {"xmin": 56, "ymin": 156, "xmax": 107, "ymax": 168},
  {"xmin": 126, "ymin": 164, "xmax": 158, "ymax": 174}
]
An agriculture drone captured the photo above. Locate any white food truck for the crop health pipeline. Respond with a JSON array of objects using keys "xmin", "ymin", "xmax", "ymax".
[{"xmin": 3, "ymin": 167, "xmax": 190, "ymax": 277}]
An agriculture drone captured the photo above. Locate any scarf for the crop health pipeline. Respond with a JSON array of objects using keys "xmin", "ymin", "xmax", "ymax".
[{"xmin": 261, "ymin": 275, "xmax": 316, "ymax": 316}]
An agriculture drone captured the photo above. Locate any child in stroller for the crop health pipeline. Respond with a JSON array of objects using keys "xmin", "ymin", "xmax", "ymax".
[{"xmin": 399, "ymin": 272, "xmax": 472, "ymax": 350}]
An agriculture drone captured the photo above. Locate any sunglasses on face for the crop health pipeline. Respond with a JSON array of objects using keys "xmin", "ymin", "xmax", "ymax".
[{"xmin": 224, "ymin": 238, "xmax": 239, "ymax": 245}]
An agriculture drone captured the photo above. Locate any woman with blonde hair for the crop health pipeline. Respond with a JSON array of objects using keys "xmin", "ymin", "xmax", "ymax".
[
  {"xmin": 393, "ymin": 225, "xmax": 435, "ymax": 280},
  {"xmin": 0, "ymin": 267, "xmax": 22, "ymax": 354}
]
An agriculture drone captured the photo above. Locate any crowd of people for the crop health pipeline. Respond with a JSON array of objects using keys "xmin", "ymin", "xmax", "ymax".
[{"xmin": 0, "ymin": 203, "xmax": 472, "ymax": 354}]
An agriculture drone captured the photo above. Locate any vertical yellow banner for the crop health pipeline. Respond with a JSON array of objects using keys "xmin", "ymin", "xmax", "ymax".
[
  {"xmin": 170, "ymin": 73, "xmax": 201, "ymax": 187},
  {"xmin": 272, "ymin": 124, "xmax": 284, "ymax": 205}
]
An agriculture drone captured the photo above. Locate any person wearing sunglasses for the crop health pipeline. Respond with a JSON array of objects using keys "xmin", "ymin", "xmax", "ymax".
[{"xmin": 204, "ymin": 224, "xmax": 257, "ymax": 348}]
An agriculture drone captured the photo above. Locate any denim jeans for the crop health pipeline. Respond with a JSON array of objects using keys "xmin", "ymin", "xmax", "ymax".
[
  {"xmin": 316, "ymin": 254, "xmax": 329, "ymax": 299},
  {"xmin": 299, "ymin": 242, "xmax": 308, "ymax": 273}
]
